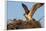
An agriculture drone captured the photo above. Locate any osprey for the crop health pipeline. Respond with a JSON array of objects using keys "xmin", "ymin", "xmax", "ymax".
[{"xmin": 22, "ymin": 3, "xmax": 44, "ymax": 21}]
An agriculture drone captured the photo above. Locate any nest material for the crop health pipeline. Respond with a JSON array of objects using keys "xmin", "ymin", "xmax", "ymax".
[{"xmin": 7, "ymin": 19, "xmax": 41, "ymax": 30}]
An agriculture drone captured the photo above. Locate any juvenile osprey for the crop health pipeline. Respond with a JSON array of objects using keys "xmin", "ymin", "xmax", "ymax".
[{"xmin": 22, "ymin": 3, "xmax": 44, "ymax": 21}]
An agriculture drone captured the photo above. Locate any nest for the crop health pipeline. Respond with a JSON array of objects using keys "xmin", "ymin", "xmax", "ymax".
[{"xmin": 7, "ymin": 19, "xmax": 41, "ymax": 30}]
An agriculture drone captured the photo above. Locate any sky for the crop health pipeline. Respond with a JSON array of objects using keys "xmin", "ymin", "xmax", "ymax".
[{"xmin": 7, "ymin": 1, "xmax": 44, "ymax": 27}]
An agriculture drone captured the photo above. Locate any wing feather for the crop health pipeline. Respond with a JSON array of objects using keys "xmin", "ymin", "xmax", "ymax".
[{"xmin": 22, "ymin": 3, "xmax": 30, "ymax": 14}]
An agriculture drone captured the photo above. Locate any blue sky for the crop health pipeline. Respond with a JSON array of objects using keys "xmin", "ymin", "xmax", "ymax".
[{"xmin": 7, "ymin": 1, "xmax": 44, "ymax": 27}]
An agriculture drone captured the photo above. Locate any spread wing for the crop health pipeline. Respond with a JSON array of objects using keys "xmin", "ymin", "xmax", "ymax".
[
  {"xmin": 22, "ymin": 3, "xmax": 30, "ymax": 14},
  {"xmin": 26, "ymin": 3, "xmax": 44, "ymax": 20},
  {"xmin": 31, "ymin": 3, "xmax": 44, "ymax": 16}
]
